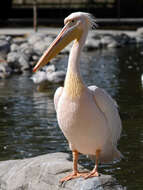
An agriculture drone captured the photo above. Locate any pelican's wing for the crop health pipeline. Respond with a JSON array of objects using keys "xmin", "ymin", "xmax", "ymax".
[
  {"xmin": 88, "ymin": 85, "xmax": 122, "ymax": 146},
  {"xmin": 54, "ymin": 87, "xmax": 63, "ymax": 112}
]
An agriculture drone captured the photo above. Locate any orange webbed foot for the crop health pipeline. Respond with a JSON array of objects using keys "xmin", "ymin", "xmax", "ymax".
[
  {"xmin": 60, "ymin": 172, "xmax": 88, "ymax": 182},
  {"xmin": 84, "ymin": 168, "xmax": 99, "ymax": 179}
]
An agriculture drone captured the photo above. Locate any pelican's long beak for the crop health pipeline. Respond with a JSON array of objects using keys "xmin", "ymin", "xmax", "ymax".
[{"xmin": 33, "ymin": 23, "xmax": 81, "ymax": 72}]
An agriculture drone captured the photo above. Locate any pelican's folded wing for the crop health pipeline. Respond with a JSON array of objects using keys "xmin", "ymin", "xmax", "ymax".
[
  {"xmin": 88, "ymin": 85, "xmax": 122, "ymax": 146},
  {"xmin": 54, "ymin": 87, "xmax": 63, "ymax": 112}
]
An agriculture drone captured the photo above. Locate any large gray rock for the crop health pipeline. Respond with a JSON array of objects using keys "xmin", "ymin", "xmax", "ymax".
[
  {"xmin": 115, "ymin": 33, "xmax": 130, "ymax": 46},
  {"xmin": 10, "ymin": 43, "xmax": 34, "ymax": 64},
  {"xmin": 100, "ymin": 35, "xmax": 120, "ymax": 48},
  {"xmin": 32, "ymin": 35, "xmax": 53, "ymax": 56},
  {"xmin": 0, "ymin": 40, "xmax": 10, "ymax": 54},
  {"xmin": 135, "ymin": 36, "xmax": 143, "ymax": 44},
  {"xmin": 137, "ymin": 27, "xmax": 143, "ymax": 36},
  {"xmin": 0, "ymin": 35, "xmax": 12, "ymax": 43},
  {"xmin": 0, "ymin": 152, "xmax": 123, "ymax": 190},
  {"xmin": 47, "ymin": 70, "xmax": 65, "ymax": 83},
  {"xmin": 0, "ymin": 60, "xmax": 12, "ymax": 79},
  {"xmin": 28, "ymin": 33, "xmax": 47, "ymax": 45},
  {"xmin": 20, "ymin": 43, "xmax": 33, "ymax": 59},
  {"xmin": 31, "ymin": 64, "xmax": 65, "ymax": 87},
  {"xmin": 10, "ymin": 43, "xmax": 19, "ymax": 52},
  {"xmin": 84, "ymin": 38, "xmax": 101, "ymax": 51},
  {"xmin": 33, "ymin": 40, "xmax": 50, "ymax": 56},
  {"xmin": 7, "ymin": 52, "xmax": 30, "ymax": 72},
  {"xmin": 12, "ymin": 37, "xmax": 27, "ymax": 45}
]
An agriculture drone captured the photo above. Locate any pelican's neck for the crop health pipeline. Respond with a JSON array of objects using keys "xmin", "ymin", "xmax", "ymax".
[{"xmin": 64, "ymin": 28, "xmax": 88, "ymax": 99}]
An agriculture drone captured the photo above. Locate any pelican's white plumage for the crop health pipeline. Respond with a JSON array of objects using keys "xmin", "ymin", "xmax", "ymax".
[{"xmin": 33, "ymin": 12, "xmax": 122, "ymax": 182}]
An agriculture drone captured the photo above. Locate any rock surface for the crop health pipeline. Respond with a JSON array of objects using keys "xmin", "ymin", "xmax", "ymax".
[
  {"xmin": 31, "ymin": 64, "xmax": 65, "ymax": 85},
  {"xmin": 0, "ymin": 60, "xmax": 12, "ymax": 79},
  {"xmin": 0, "ymin": 152, "xmax": 123, "ymax": 190}
]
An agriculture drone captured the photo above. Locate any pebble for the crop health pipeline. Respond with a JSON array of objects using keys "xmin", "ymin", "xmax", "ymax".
[
  {"xmin": 0, "ymin": 60, "xmax": 12, "ymax": 79},
  {"xmin": 31, "ymin": 64, "xmax": 65, "ymax": 86},
  {"xmin": 7, "ymin": 52, "xmax": 30, "ymax": 73},
  {"xmin": 0, "ymin": 40, "xmax": 10, "ymax": 54}
]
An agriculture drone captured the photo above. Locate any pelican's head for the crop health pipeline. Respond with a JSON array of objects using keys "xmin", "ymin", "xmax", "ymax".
[{"xmin": 33, "ymin": 12, "xmax": 96, "ymax": 72}]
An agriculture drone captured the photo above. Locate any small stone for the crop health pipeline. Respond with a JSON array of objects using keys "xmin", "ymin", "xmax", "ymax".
[
  {"xmin": 18, "ymin": 56, "xmax": 30, "ymax": 71},
  {"xmin": 33, "ymin": 40, "xmax": 50, "ymax": 55},
  {"xmin": 10, "ymin": 43, "xmax": 19, "ymax": 52},
  {"xmin": 28, "ymin": 32, "xmax": 47, "ymax": 44},
  {"xmin": 32, "ymin": 55, "xmax": 39, "ymax": 61},
  {"xmin": 116, "ymin": 33, "xmax": 130, "ymax": 45},
  {"xmin": 31, "ymin": 64, "xmax": 65, "ymax": 85},
  {"xmin": 31, "ymin": 70, "xmax": 47, "ymax": 84},
  {"xmin": 44, "ymin": 64, "xmax": 55, "ymax": 73},
  {"xmin": 0, "ymin": 40, "xmax": 10, "ymax": 54},
  {"xmin": 20, "ymin": 43, "xmax": 33, "ymax": 58},
  {"xmin": 47, "ymin": 70, "xmax": 65, "ymax": 83},
  {"xmin": 137, "ymin": 27, "xmax": 143, "ymax": 36},
  {"xmin": 135, "ymin": 36, "xmax": 143, "ymax": 44},
  {"xmin": 0, "ymin": 35, "xmax": 12, "ymax": 43},
  {"xmin": 100, "ymin": 35, "xmax": 117, "ymax": 47},
  {"xmin": 107, "ymin": 41, "xmax": 120, "ymax": 48},
  {"xmin": 7, "ymin": 52, "xmax": 30, "ymax": 72},
  {"xmin": 7, "ymin": 52, "xmax": 19, "ymax": 63},
  {"xmin": 12, "ymin": 37, "xmax": 27, "ymax": 45},
  {"xmin": 128, "ymin": 65, "xmax": 133, "ymax": 69},
  {"xmin": 84, "ymin": 38, "xmax": 101, "ymax": 51},
  {"xmin": 0, "ymin": 61, "xmax": 12, "ymax": 79}
]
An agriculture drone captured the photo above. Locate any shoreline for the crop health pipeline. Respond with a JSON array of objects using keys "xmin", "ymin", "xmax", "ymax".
[
  {"xmin": 0, "ymin": 26, "xmax": 138, "ymax": 36},
  {"xmin": 0, "ymin": 26, "xmax": 143, "ymax": 79}
]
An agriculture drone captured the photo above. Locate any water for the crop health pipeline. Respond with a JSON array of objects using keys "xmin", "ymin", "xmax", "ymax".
[{"xmin": 0, "ymin": 45, "xmax": 143, "ymax": 189}]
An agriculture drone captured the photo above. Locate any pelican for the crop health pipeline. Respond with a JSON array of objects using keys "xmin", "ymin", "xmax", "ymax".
[{"xmin": 33, "ymin": 12, "xmax": 122, "ymax": 182}]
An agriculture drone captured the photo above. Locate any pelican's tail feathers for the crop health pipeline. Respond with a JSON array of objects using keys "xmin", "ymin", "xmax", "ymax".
[
  {"xmin": 88, "ymin": 147, "xmax": 123, "ymax": 164},
  {"xmin": 99, "ymin": 147, "xmax": 123, "ymax": 164}
]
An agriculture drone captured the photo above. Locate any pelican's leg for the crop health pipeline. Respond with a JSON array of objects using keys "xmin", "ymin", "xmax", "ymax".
[
  {"xmin": 84, "ymin": 149, "xmax": 100, "ymax": 179},
  {"xmin": 60, "ymin": 150, "xmax": 86, "ymax": 182}
]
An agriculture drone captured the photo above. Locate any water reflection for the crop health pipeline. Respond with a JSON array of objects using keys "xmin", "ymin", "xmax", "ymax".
[{"xmin": 0, "ymin": 45, "xmax": 143, "ymax": 189}]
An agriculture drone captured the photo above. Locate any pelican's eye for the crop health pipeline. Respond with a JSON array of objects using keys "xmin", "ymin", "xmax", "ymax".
[{"xmin": 70, "ymin": 19, "xmax": 76, "ymax": 25}]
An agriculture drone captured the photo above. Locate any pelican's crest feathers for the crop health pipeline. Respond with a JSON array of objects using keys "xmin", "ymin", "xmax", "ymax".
[
  {"xmin": 84, "ymin": 13, "xmax": 98, "ymax": 29},
  {"xmin": 64, "ymin": 12, "xmax": 97, "ymax": 29}
]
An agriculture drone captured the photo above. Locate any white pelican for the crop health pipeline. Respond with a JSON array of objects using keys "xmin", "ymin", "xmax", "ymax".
[{"xmin": 33, "ymin": 12, "xmax": 122, "ymax": 182}]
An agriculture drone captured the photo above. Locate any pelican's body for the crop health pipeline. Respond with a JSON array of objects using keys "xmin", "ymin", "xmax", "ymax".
[
  {"xmin": 55, "ymin": 86, "xmax": 121, "ymax": 162},
  {"xmin": 33, "ymin": 12, "xmax": 122, "ymax": 182}
]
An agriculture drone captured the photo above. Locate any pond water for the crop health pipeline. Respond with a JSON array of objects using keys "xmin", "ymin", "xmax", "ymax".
[{"xmin": 0, "ymin": 45, "xmax": 143, "ymax": 189}]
